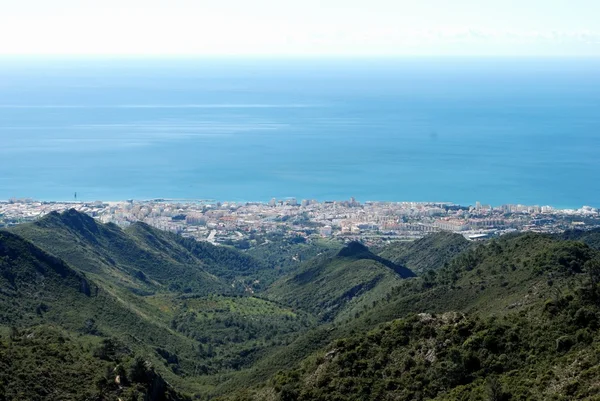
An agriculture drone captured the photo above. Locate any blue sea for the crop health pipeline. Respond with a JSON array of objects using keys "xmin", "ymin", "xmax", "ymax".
[{"xmin": 1, "ymin": 57, "xmax": 599, "ymax": 208}]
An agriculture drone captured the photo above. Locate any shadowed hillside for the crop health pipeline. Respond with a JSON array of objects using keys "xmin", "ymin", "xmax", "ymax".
[
  {"xmin": 378, "ymin": 232, "xmax": 472, "ymax": 274},
  {"xmin": 0, "ymin": 231, "xmax": 189, "ymax": 400},
  {"xmin": 5, "ymin": 212, "xmax": 600, "ymax": 401},
  {"xmin": 265, "ymin": 241, "xmax": 415, "ymax": 322},
  {"xmin": 558, "ymin": 228, "xmax": 600, "ymax": 250},
  {"xmin": 11, "ymin": 210, "xmax": 272, "ymax": 295},
  {"xmin": 219, "ymin": 232, "xmax": 600, "ymax": 400}
]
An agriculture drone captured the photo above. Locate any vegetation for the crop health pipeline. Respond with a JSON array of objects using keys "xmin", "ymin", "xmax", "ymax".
[
  {"xmin": 4, "ymin": 211, "xmax": 600, "ymax": 400},
  {"xmin": 378, "ymin": 232, "xmax": 471, "ymax": 274},
  {"xmin": 220, "ymin": 232, "xmax": 600, "ymax": 401},
  {"xmin": 245, "ymin": 236, "xmax": 342, "ymax": 273},
  {"xmin": 265, "ymin": 242, "xmax": 414, "ymax": 322},
  {"xmin": 0, "ymin": 325, "xmax": 187, "ymax": 401},
  {"xmin": 558, "ymin": 228, "xmax": 600, "ymax": 251},
  {"xmin": 11, "ymin": 210, "xmax": 277, "ymax": 295},
  {"xmin": 246, "ymin": 289, "xmax": 600, "ymax": 401}
]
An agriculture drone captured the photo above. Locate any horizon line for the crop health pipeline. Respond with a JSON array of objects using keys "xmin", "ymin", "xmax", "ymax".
[{"xmin": 2, "ymin": 54, "xmax": 600, "ymax": 60}]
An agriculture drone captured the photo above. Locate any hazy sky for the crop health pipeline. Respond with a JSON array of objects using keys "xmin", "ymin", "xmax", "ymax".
[{"xmin": 1, "ymin": 0, "xmax": 599, "ymax": 56}]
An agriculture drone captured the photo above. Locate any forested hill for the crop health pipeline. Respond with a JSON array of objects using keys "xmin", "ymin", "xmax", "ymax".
[
  {"xmin": 220, "ymin": 232, "xmax": 600, "ymax": 401},
  {"xmin": 11, "ymin": 209, "xmax": 273, "ymax": 294},
  {"xmin": 0, "ymin": 230, "xmax": 188, "ymax": 400},
  {"xmin": 4, "ymin": 210, "xmax": 600, "ymax": 400},
  {"xmin": 558, "ymin": 227, "xmax": 600, "ymax": 250},
  {"xmin": 378, "ymin": 231, "xmax": 471, "ymax": 273},
  {"xmin": 265, "ymin": 241, "xmax": 414, "ymax": 322}
]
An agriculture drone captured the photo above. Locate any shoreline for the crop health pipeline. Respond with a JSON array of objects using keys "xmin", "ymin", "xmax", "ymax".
[{"xmin": 0, "ymin": 197, "xmax": 596, "ymax": 213}]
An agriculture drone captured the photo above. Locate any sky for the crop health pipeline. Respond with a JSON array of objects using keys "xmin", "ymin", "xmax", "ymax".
[{"xmin": 1, "ymin": 0, "xmax": 599, "ymax": 56}]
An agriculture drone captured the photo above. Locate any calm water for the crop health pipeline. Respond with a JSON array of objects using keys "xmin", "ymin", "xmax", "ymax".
[{"xmin": 0, "ymin": 57, "xmax": 599, "ymax": 208}]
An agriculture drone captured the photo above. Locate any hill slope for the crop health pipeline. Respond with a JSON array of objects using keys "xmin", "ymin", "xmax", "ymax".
[
  {"xmin": 128, "ymin": 223, "xmax": 275, "ymax": 289},
  {"xmin": 559, "ymin": 228, "xmax": 600, "ymax": 250},
  {"xmin": 11, "ymin": 209, "xmax": 272, "ymax": 295},
  {"xmin": 0, "ymin": 230, "xmax": 95, "ymax": 325},
  {"xmin": 220, "ymin": 232, "xmax": 600, "ymax": 400},
  {"xmin": 265, "ymin": 242, "xmax": 415, "ymax": 322},
  {"xmin": 1, "ymin": 227, "xmax": 318, "ymax": 398},
  {"xmin": 0, "ymin": 231, "xmax": 188, "ymax": 400},
  {"xmin": 378, "ymin": 232, "xmax": 471, "ymax": 274},
  {"xmin": 245, "ymin": 237, "xmax": 343, "ymax": 273}
]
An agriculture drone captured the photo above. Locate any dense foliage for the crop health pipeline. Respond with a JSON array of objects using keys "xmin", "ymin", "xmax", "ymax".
[
  {"xmin": 222, "ymin": 234, "xmax": 600, "ymax": 401},
  {"xmin": 0, "ymin": 326, "xmax": 187, "ymax": 401},
  {"xmin": 378, "ymin": 232, "xmax": 471, "ymax": 274},
  {"xmin": 4, "ymin": 211, "xmax": 600, "ymax": 400},
  {"xmin": 245, "ymin": 237, "xmax": 342, "ymax": 273},
  {"xmin": 558, "ymin": 228, "xmax": 600, "ymax": 251},
  {"xmin": 257, "ymin": 291, "xmax": 600, "ymax": 401},
  {"xmin": 265, "ymin": 242, "xmax": 414, "ymax": 322}
]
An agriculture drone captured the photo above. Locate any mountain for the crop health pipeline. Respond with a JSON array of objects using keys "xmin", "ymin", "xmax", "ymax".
[
  {"xmin": 2, "ymin": 216, "xmax": 318, "ymax": 398},
  {"xmin": 349, "ymin": 233, "xmax": 597, "ymax": 328},
  {"xmin": 558, "ymin": 227, "xmax": 600, "ymax": 250},
  {"xmin": 11, "ymin": 209, "xmax": 271, "ymax": 295},
  {"xmin": 0, "ymin": 211, "xmax": 322, "ymax": 393},
  {"xmin": 220, "ymin": 232, "xmax": 600, "ymax": 400},
  {"xmin": 378, "ymin": 232, "xmax": 471, "ymax": 274},
  {"xmin": 265, "ymin": 241, "xmax": 415, "ymax": 322},
  {"xmin": 0, "ymin": 230, "xmax": 188, "ymax": 400},
  {"xmin": 5, "ymin": 211, "xmax": 600, "ymax": 400},
  {"xmin": 245, "ymin": 236, "xmax": 343, "ymax": 273},
  {"xmin": 0, "ymin": 230, "xmax": 95, "ymax": 325}
]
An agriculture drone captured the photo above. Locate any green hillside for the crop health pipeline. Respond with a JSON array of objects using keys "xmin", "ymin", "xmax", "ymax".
[
  {"xmin": 220, "ymin": 232, "xmax": 600, "ymax": 400},
  {"xmin": 1, "ymin": 325, "xmax": 187, "ymax": 401},
  {"xmin": 378, "ymin": 232, "xmax": 471, "ymax": 274},
  {"xmin": 265, "ymin": 242, "xmax": 415, "ymax": 322},
  {"xmin": 5, "ymin": 210, "xmax": 600, "ymax": 401},
  {"xmin": 245, "ymin": 236, "xmax": 343, "ymax": 273},
  {"xmin": 125, "ymin": 222, "xmax": 276, "ymax": 289},
  {"xmin": 11, "ymin": 209, "xmax": 273, "ymax": 295},
  {"xmin": 247, "ymin": 293, "xmax": 600, "ymax": 401},
  {"xmin": 0, "ymin": 231, "xmax": 188, "ymax": 400},
  {"xmin": 343, "ymin": 233, "xmax": 597, "ymax": 330},
  {"xmin": 559, "ymin": 228, "xmax": 600, "ymax": 250},
  {"xmin": 1, "ymin": 219, "xmax": 317, "ymax": 398},
  {"xmin": 0, "ymin": 230, "xmax": 96, "ymax": 326}
]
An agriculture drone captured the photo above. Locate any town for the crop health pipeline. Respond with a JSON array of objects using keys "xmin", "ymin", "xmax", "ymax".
[{"xmin": 1, "ymin": 197, "xmax": 599, "ymax": 247}]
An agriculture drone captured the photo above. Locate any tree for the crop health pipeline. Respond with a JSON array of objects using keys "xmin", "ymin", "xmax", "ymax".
[
  {"xmin": 486, "ymin": 376, "xmax": 510, "ymax": 401},
  {"xmin": 585, "ymin": 259, "xmax": 600, "ymax": 298},
  {"xmin": 9, "ymin": 326, "xmax": 19, "ymax": 341}
]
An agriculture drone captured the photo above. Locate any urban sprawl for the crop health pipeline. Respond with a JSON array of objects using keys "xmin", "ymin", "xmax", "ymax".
[{"xmin": 1, "ymin": 198, "xmax": 599, "ymax": 246}]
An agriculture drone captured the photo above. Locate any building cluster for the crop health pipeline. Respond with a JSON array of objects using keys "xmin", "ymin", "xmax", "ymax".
[{"xmin": 1, "ymin": 197, "xmax": 599, "ymax": 245}]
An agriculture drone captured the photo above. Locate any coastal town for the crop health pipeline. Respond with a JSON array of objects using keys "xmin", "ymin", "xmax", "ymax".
[{"xmin": 2, "ymin": 197, "xmax": 599, "ymax": 246}]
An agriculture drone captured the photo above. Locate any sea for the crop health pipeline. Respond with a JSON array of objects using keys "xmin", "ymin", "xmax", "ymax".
[{"xmin": 1, "ymin": 57, "xmax": 599, "ymax": 209}]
